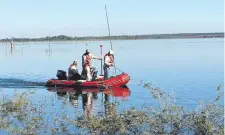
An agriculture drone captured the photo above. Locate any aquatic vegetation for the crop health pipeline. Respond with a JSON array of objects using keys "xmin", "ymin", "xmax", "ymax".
[
  {"xmin": 0, "ymin": 83, "xmax": 223, "ymax": 135},
  {"xmin": 75, "ymin": 107, "xmax": 150, "ymax": 134},
  {"xmin": 75, "ymin": 83, "xmax": 224, "ymax": 134},
  {"xmin": 0, "ymin": 89, "xmax": 45, "ymax": 135}
]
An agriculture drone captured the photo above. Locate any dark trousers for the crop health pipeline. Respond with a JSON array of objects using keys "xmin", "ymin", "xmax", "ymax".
[
  {"xmin": 68, "ymin": 74, "xmax": 81, "ymax": 81},
  {"xmin": 81, "ymin": 66, "xmax": 98, "ymax": 81}
]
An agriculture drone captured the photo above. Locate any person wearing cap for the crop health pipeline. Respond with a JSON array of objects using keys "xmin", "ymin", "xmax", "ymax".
[
  {"xmin": 104, "ymin": 50, "xmax": 114, "ymax": 79},
  {"xmin": 81, "ymin": 49, "xmax": 102, "ymax": 81},
  {"xmin": 68, "ymin": 60, "xmax": 81, "ymax": 80}
]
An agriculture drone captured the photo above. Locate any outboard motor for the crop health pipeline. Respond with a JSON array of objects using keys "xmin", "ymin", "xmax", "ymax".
[{"xmin": 56, "ymin": 70, "xmax": 67, "ymax": 80}]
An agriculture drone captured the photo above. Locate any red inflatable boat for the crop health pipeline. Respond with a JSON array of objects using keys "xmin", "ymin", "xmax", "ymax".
[{"xmin": 46, "ymin": 73, "xmax": 130, "ymax": 88}]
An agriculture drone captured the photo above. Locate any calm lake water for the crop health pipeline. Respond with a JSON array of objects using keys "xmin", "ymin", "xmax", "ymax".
[{"xmin": 0, "ymin": 38, "xmax": 224, "ymax": 116}]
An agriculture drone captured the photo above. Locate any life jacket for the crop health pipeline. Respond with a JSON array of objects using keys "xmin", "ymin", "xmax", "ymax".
[
  {"xmin": 104, "ymin": 54, "xmax": 114, "ymax": 66},
  {"xmin": 83, "ymin": 54, "xmax": 92, "ymax": 68}
]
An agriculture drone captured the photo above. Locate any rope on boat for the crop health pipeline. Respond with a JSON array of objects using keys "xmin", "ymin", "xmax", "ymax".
[{"xmin": 114, "ymin": 67, "xmax": 126, "ymax": 74}]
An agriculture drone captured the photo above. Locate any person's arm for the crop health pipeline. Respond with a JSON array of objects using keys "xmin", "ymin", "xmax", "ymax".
[{"xmin": 91, "ymin": 54, "xmax": 102, "ymax": 60}]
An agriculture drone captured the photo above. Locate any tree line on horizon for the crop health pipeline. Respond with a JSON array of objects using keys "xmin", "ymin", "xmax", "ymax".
[{"xmin": 0, "ymin": 32, "xmax": 223, "ymax": 42}]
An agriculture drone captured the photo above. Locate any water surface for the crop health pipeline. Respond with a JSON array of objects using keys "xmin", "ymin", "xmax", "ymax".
[{"xmin": 0, "ymin": 38, "xmax": 223, "ymax": 114}]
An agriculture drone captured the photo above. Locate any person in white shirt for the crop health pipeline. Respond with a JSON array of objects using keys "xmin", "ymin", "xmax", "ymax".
[
  {"xmin": 81, "ymin": 50, "xmax": 102, "ymax": 81},
  {"xmin": 103, "ymin": 50, "xmax": 114, "ymax": 79},
  {"xmin": 68, "ymin": 61, "xmax": 81, "ymax": 80}
]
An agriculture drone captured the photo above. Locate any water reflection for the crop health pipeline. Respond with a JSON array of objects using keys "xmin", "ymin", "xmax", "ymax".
[
  {"xmin": 48, "ymin": 87, "xmax": 130, "ymax": 117},
  {"xmin": 5, "ymin": 43, "xmax": 17, "ymax": 56},
  {"xmin": 10, "ymin": 47, "xmax": 14, "ymax": 55},
  {"xmin": 5, "ymin": 46, "xmax": 15, "ymax": 56},
  {"xmin": 45, "ymin": 44, "xmax": 52, "ymax": 59}
]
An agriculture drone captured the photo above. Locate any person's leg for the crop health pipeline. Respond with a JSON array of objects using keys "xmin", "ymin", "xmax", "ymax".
[
  {"xmin": 103, "ymin": 66, "xmax": 107, "ymax": 79},
  {"xmin": 90, "ymin": 66, "xmax": 98, "ymax": 81},
  {"xmin": 90, "ymin": 66, "xmax": 97, "ymax": 74},
  {"xmin": 92, "ymin": 70, "xmax": 98, "ymax": 81},
  {"xmin": 81, "ymin": 68, "xmax": 87, "ymax": 80},
  {"xmin": 74, "ymin": 73, "xmax": 81, "ymax": 80},
  {"xmin": 104, "ymin": 66, "xmax": 110, "ymax": 79},
  {"xmin": 107, "ymin": 67, "xmax": 111, "ymax": 78},
  {"xmin": 86, "ymin": 66, "xmax": 91, "ymax": 81}
]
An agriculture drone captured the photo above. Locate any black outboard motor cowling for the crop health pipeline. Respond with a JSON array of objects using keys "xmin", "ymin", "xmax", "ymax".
[{"xmin": 56, "ymin": 70, "xmax": 67, "ymax": 80}]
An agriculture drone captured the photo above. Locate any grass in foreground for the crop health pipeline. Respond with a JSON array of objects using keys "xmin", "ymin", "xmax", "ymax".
[{"xmin": 0, "ymin": 83, "xmax": 224, "ymax": 135}]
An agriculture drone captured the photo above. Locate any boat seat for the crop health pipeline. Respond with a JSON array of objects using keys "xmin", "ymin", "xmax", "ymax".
[{"xmin": 76, "ymin": 80, "xmax": 86, "ymax": 83}]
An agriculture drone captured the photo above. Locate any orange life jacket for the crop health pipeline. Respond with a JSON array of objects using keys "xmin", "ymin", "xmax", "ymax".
[
  {"xmin": 83, "ymin": 54, "xmax": 92, "ymax": 68},
  {"xmin": 104, "ymin": 54, "xmax": 114, "ymax": 66}
]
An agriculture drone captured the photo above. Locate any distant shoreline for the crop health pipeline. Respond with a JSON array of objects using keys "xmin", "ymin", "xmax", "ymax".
[{"xmin": 0, "ymin": 32, "xmax": 223, "ymax": 43}]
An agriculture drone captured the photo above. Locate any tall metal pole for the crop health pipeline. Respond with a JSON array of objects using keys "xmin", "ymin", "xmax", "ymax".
[
  {"xmin": 105, "ymin": 5, "xmax": 113, "ymax": 50},
  {"xmin": 105, "ymin": 5, "xmax": 117, "ymax": 75},
  {"xmin": 100, "ymin": 45, "xmax": 103, "ymax": 75}
]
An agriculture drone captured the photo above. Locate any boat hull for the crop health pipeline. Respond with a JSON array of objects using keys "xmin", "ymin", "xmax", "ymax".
[{"xmin": 46, "ymin": 73, "xmax": 130, "ymax": 88}]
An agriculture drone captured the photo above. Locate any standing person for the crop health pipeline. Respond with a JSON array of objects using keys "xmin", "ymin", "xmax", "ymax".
[
  {"xmin": 103, "ymin": 50, "xmax": 114, "ymax": 79},
  {"xmin": 82, "ymin": 50, "xmax": 102, "ymax": 81}
]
